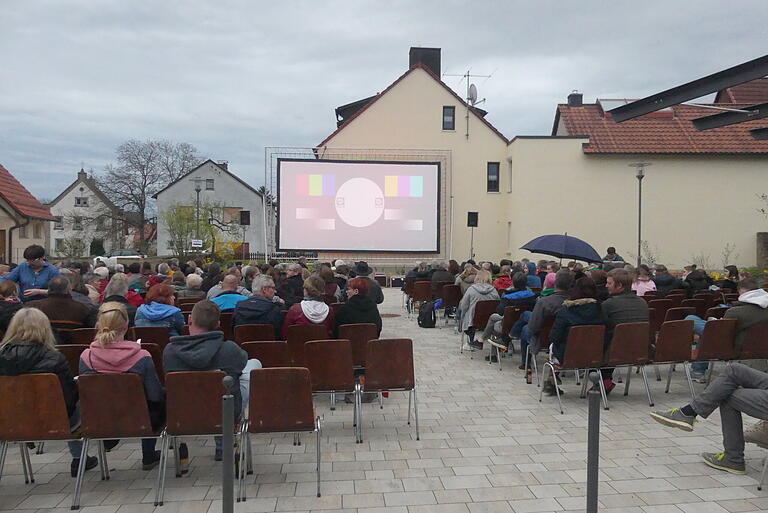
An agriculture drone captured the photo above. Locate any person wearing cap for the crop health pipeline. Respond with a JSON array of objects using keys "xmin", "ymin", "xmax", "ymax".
[{"xmin": 353, "ymin": 261, "xmax": 383, "ymax": 305}]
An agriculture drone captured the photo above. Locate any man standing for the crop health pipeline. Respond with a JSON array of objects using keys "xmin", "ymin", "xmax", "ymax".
[
  {"xmin": 277, "ymin": 263, "xmax": 305, "ymax": 307},
  {"xmin": 0, "ymin": 245, "xmax": 60, "ymax": 301},
  {"xmin": 233, "ymin": 275, "xmax": 284, "ymax": 339},
  {"xmin": 353, "ymin": 262, "xmax": 384, "ymax": 305},
  {"xmin": 210, "ymin": 275, "xmax": 249, "ymax": 311},
  {"xmin": 26, "ymin": 276, "xmax": 95, "ymax": 343}
]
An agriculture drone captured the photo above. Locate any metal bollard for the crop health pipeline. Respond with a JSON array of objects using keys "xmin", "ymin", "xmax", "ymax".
[
  {"xmin": 586, "ymin": 371, "xmax": 601, "ymax": 513},
  {"xmin": 222, "ymin": 376, "xmax": 235, "ymax": 513}
]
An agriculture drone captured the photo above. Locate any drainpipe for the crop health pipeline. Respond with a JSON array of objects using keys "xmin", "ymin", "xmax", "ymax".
[{"xmin": 7, "ymin": 216, "xmax": 30, "ymax": 265}]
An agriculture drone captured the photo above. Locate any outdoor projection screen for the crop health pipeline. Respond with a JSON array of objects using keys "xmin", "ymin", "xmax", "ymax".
[{"xmin": 277, "ymin": 159, "xmax": 440, "ymax": 252}]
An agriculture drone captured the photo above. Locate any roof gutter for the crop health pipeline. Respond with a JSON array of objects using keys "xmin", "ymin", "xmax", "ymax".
[{"xmin": 7, "ymin": 216, "xmax": 30, "ymax": 265}]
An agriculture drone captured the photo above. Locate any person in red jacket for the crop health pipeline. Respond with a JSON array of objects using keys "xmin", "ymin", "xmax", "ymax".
[{"xmin": 281, "ymin": 275, "xmax": 335, "ymax": 339}]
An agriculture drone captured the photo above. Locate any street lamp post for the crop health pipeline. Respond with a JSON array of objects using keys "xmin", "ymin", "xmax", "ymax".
[
  {"xmin": 190, "ymin": 178, "xmax": 205, "ymax": 241},
  {"xmin": 629, "ymin": 162, "xmax": 651, "ymax": 268}
]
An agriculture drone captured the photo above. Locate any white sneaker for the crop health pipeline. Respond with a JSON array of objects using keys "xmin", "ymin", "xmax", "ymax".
[{"xmin": 461, "ymin": 343, "xmax": 473, "ymax": 351}]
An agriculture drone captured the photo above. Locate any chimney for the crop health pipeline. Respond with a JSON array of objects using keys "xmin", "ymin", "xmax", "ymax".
[
  {"xmin": 567, "ymin": 91, "xmax": 583, "ymax": 107},
  {"xmin": 77, "ymin": 167, "xmax": 87, "ymax": 180},
  {"xmin": 409, "ymin": 47, "xmax": 441, "ymax": 77}
]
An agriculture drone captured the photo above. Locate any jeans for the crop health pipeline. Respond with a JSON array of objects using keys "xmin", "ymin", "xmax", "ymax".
[
  {"xmin": 690, "ymin": 363, "xmax": 768, "ymax": 464},
  {"xmin": 67, "ymin": 404, "xmax": 85, "ymax": 458},
  {"xmin": 512, "ymin": 311, "xmax": 531, "ymax": 338},
  {"xmin": 480, "ymin": 313, "xmax": 503, "ymax": 340},
  {"xmin": 686, "ymin": 315, "xmax": 709, "ymax": 374},
  {"xmin": 239, "ymin": 359, "xmax": 263, "ymax": 409},
  {"xmin": 520, "ymin": 326, "xmax": 532, "ymax": 365}
]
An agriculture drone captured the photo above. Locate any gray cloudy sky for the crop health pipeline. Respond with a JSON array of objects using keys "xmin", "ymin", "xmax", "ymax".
[{"xmin": 2, "ymin": 0, "xmax": 767, "ymax": 200}]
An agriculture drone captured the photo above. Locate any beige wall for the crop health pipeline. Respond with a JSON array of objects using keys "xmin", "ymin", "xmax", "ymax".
[
  {"xmin": 0, "ymin": 212, "xmax": 48, "ymax": 264},
  {"xmin": 507, "ymin": 137, "xmax": 768, "ymax": 269}
]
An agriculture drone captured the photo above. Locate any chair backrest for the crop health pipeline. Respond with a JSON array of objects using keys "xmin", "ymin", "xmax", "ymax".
[
  {"xmin": 78, "ymin": 373, "xmax": 154, "ymax": 439},
  {"xmin": 665, "ymin": 295, "xmax": 685, "ymax": 308},
  {"xmin": 140, "ymin": 343, "xmax": 164, "ymax": 384},
  {"xmin": 647, "ymin": 299, "xmax": 673, "ymax": 320},
  {"xmin": 178, "ymin": 297, "xmax": 203, "ymax": 306},
  {"xmin": 323, "ymin": 294, "xmax": 337, "ymax": 306},
  {"xmin": 668, "ymin": 289, "xmax": 686, "ymax": 296},
  {"xmin": 561, "ymin": 325, "xmax": 606, "ymax": 369},
  {"xmin": 537, "ymin": 317, "xmax": 556, "ymax": 352},
  {"xmin": 441, "ymin": 285, "xmax": 462, "ymax": 308},
  {"xmin": 433, "ymin": 282, "xmax": 453, "ymax": 300},
  {"xmin": 57, "ymin": 344, "xmax": 89, "ymax": 377},
  {"xmin": 242, "ymin": 341, "xmax": 291, "ymax": 367},
  {"xmin": 697, "ymin": 318, "xmax": 738, "ymax": 361},
  {"xmin": 738, "ymin": 322, "xmax": 768, "ymax": 360},
  {"xmin": 50, "ymin": 319, "xmax": 86, "ymax": 344},
  {"xmin": 303, "ymin": 339, "xmax": 355, "ymax": 392},
  {"xmin": 364, "ymin": 339, "xmax": 415, "ymax": 391},
  {"xmin": 404, "ymin": 276, "xmax": 416, "ymax": 296},
  {"xmin": 705, "ymin": 306, "xmax": 729, "ymax": 319},
  {"xmin": 500, "ymin": 307, "xmax": 525, "ymax": 336},
  {"xmin": 411, "ymin": 281, "xmax": 432, "ymax": 302},
  {"xmin": 0, "ymin": 374, "xmax": 73, "ymax": 441},
  {"xmin": 220, "ymin": 312, "xmax": 234, "ymax": 341},
  {"xmin": 286, "ymin": 324, "xmax": 328, "ymax": 367},
  {"xmin": 681, "ymin": 299, "xmax": 707, "ymax": 318},
  {"xmin": 664, "ymin": 307, "xmax": 696, "ymax": 323},
  {"xmin": 648, "ymin": 307, "xmax": 661, "ymax": 338},
  {"xmin": 724, "ymin": 293, "xmax": 740, "ymax": 304},
  {"xmin": 530, "ymin": 287, "xmax": 542, "ymax": 295},
  {"xmin": 70, "ymin": 328, "xmax": 98, "ymax": 345},
  {"xmin": 132, "ymin": 326, "xmax": 171, "ymax": 348},
  {"xmin": 653, "ymin": 320, "xmax": 694, "ymax": 363},
  {"xmin": 473, "ymin": 300, "xmax": 500, "ymax": 329},
  {"xmin": 606, "ymin": 322, "xmax": 651, "ymax": 366},
  {"xmin": 338, "ymin": 323, "xmax": 379, "ymax": 367},
  {"xmin": 693, "ymin": 293, "xmax": 716, "ymax": 309},
  {"xmin": 329, "ymin": 302, "xmax": 345, "ymax": 316},
  {"xmin": 181, "ymin": 324, "xmax": 190, "ymax": 335},
  {"xmin": 247, "ymin": 367, "xmax": 315, "ymax": 434},
  {"xmin": 165, "ymin": 371, "xmax": 226, "ymax": 436},
  {"xmin": 234, "ymin": 324, "xmax": 277, "ymax": 344}
]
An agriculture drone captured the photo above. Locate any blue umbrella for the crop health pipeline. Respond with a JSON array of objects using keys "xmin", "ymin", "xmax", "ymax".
[{"xmin": 520, "ymin": 233, "xmax": 602, "ymax": 263}]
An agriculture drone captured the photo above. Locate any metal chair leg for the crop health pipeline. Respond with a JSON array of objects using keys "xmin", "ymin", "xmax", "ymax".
[
  {"xmin": 356, "ymin": 383, "xmax": 363, "ymax": 443},
  {"xmin": 407, "ymin": 389, "xmax": 412, "ymax": 425},
  {"xmin": 36, "ymin": 442, "xmax": 44, "ymax": 455},
  {"xmin": 246, "ymin": 434, "xmax": 253, "ymax": 475},
  {"xmin": 665, "ymin": 364, "xmax": 674, "ymax": 393},
  {"xmin": 641, "ymin": 366, "xmax": 654, "ymax": 407},
  {"xmin": 155, "ymin": 431, "xmax": 169, "ymax": 506},
  {"xmin": 330, "ymin": 393, "xmax": 336, "ymax": 411},
  {"xmin": 238, "ymin": 427, "xmax": 248, "ymax": 502},
  {"xmin": 97, "ymin": 441, "xmax": 107, "ymax": 481},
  {"xmin": 71, "ymin": 438, "xmax": 90, "ymax": 510},
  {"xmin": 684, "ymin": 362, "xmax": 696, "ymax": 399},
  {"xmin": 412, "ymin": 383, "xmax": 420, "ymax": 441},
  {"xmin": 575, "ymin": 369, "xmax": 581, "ymax": 386},
  {"xmin": 315, "ymin": 417, "xmax": 322, "ymax": 497},
  {"xmin": 538, "ymin": 362, "xmax": 551, "ymax": 403},
  {"xmin": 597, "ymin": 374, "xmax": 610, "ymax": 410},
  {"xmin": 19, "ymin": 443, "xmax": 29, "ymax": 484},
  {"xmin": 654, "ymin": 365, "xmax": 662, "ymax": 381},
  {"xmin": 759, "ymin": 454, "xmax": 768, "ymax": 491},
  {"xmin": 623, "ymin": 366, "xmax": 632, "ymax": 396},
  {"xmin": 706, "ymin": 361, "xmax": 715, "ymax": 384},
  {"xmin": 173, "ymin": 437, "xmax": 181, "ymax": 477},
  {"xmin": 21, "ymin": 442, "xmax": 33, "ymax": 483},
  {"xmin": 379, "ymin": 392, "xmax": 384, "ymax": 409},
  {"xmin": 0, "ymin": 441, "xmax": 7, "ymax": 484}
]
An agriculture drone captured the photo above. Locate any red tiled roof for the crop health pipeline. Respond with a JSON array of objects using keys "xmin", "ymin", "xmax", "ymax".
[
  {"xmin": 556, "ymin": 103, "xmax": 768, "ymax": 154},
  {"xmin": 317, "ymin": 63, "xmax": 509, "ymax": 148},
  {"xmin": 715, "ymin": 78, "xmax": 768, "ymax": 104},
  {"xmin": 0, "ymin": 163, "xmax": 55, "ymax": 220}
]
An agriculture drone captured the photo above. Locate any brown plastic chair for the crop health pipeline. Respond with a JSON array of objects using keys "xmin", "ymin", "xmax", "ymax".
[
  {"xmin": 653, "ymin": 320, "xmax": 696, "ymax": 395},
  {"xmin": 239, "ymin": 368, "xmax": 320, "ymax": 501},
  {"xmin": 664, "ymin": 307, "xmax": 696, "ymax": 323},
  {"xmin": 681, "ymin": 299, "xmax": 707, "ymax": 319},
  {"xmin": 304, "ymin": 340, "xmax": 360, "ymax": 441},
  {"xmin": 647, "ymin": 300, "xmax": 672, "ymax": 325},
  {"xmin": 665, "ymin": 295, "xmax": 685, "ymax": 308},
  {"xmin": 57, "ymin": 344, "xmax": 89, "ymax": 377},
  {"xmin": 690, "ymin": 318, "xmax": 738, "ymax": 393},
  {"xmin": 156, "ymin": 371, "xmax": 228, "ymax": 504},
  {"xmin": 411, "ymin": 281, "xmax": 432, "ymax": 304},
  {"xmin": 286, "ymin": 324, "xmax": 328, "ymax": 367},
  {"xmin": 693, "ymin": 293, "xmax": 717, "ymax": 309},
  {"xmin": 0, "ymin": 374, "xmax": 81, "ymax": 485},
  {"xmin": 441, "ymin": 285, "xmax": 462, "ymax": 324},
  {"xmin": 131, "ymin": 326, "xmax": 171, "ymax": 349},
  {"xmin": 433, "ymin": 281, "xmax": 453, "ymax": 300},
  {"xmin": 724, "ymin": 293, "xmax": 740, "ymax": 304},
  {"xmin": 72, "ymin": 373, "xmax": 166, "ymax": 509},
  {"xmin": 539, "ymin": 325, "xmax": 606, "ymax": 414},
  {"xmin": 737, "ymin": 323, "xmax": 768, "ymax": 360},
  {"xmin": 605, "ymin": 322, "xmax": 653, "ymax": 407},
  {"xmin": 668, "ymin": 289, "xmax": 686, "ymax": 296},
  {"xmin": 241, "ymin": 341, "xmax": 291, "ymax": 367},
  {"xmin": 50, "ymin": 319, "xmax": 87, "ymax": 345},
  {"xmin": 363, "ymin": 339, "xmax": 418, "ymax": 440},
  {"xmin": 705, "ymin": 306, "xmax": 729, "ymax": 319},
  {"xmin": 527, "ymin": 317, "xmax": 556, "ymax": 387},
  {"xmin": 460, "ymin": 299, "xmax": 500, "ymax": 358},
  {"xmin": 329, "ymin": 302, "xmax": 345, "ymax": 316},
  {"xmin": 220, "ymin": 312, "xmax": 234, "ymax": 341},
  {"xmin": 177, "ymin": 297, "xmax": 204, "ymax": 306},
  {"xmin": 234, "ymin": 324, "xmax": 277, "ymax": 344},
  {"xmin": 140, "ymin": 343, "xmax": 164, "ymax": 385},
  {"xmin": 181, "ymin": 324, "xmax": 190, "ymax": 335},
  {"xmin": 322, "ymin": 294, "xmax": 337, "ymax": 306},
  {"xmin": 70, "ymin": 328, "xmax": 97, "ymax": 345},
  {"xmin": 338, "ymin": 323, "xmax": 379, "ymax": 368}
]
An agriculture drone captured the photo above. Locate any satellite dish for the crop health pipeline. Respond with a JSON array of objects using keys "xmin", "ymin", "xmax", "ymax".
[{"xmin": 468, "ymin": 83, "xmax": 478, "ymax": 105}]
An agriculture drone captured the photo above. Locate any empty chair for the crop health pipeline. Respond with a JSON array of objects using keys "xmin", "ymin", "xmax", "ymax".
[
  {"xmin": 239, "ymin": 368, "xmax": 321, "ymax": 501},
  {"xmin": 234, "ymin": 324, "xmax": 277, "ymax": 344},
  {"xmin": 338, "ymin": 323, "xmax": 379, "ymax": 368},
  {"xmin": 664, "ymin": 307, "xmax": 696, "ymax": 323},
  {"xmin": 665, "ymin": 295, "xmax": 685, "ymax": 308},
  {"xmin": 241, "ymin": 341, "xmax": 291, "ymax": 368},
  {"xmin": 652, "ymin": 320, "xmax": 696, "ymax": 396},
  {"xmin": 57, "ymin": 344, "xmax": 89, "ymax": 377},
  {"xmin": 285, "ymin": 324, "xmax": 328, "ymax": 367},
  {"xmin": 131, "ymin": 326, "xmax": 171, "ymax": 348},
  {"xmin": 681, "ymin": 299, "xmax": 707, "ymax": 319},
  {"xmin": 362, "ymin": 339, "xmax": 419, "ymax": 440},
  {"xmin": 70, "ymin": 328, "xmax": 98, "ymax": 345},
  {"xmin": 706, "ymin": 306, "xmax": 729, "ymax": 319},
  {"xmin": 604, "ymin": 322, "xmax": 653, "ymax": 407}
]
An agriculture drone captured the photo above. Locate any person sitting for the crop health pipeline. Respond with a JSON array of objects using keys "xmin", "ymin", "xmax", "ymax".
[
  {"xmin": 430, "ymin": 261, "xmax": 455, "ymax": 299},
  {"xmin": 544, "ymin": 277, "xmax": 604, "ymax": 395},
  {"xmin": 652, "ymin": 264, "xmax": 684, "ymax": 297},
  {"xmin": 0, "ymin": 281, "xmax": 23, "ymax": 338},
  {"xmin": 476, "ymin": 271, "xmax": 537, "ymax": 356},
  {"xmin": 241, "ymin": 265, "xmax": 259, "ymax": 292},
  {"xmin": 26, "ymin": 276, "xmax": 96, "ymax": 343},
  {"xmin": 211, "ymin": 275, "xmax": 249, "ymax": 311},
  {"xmin": 631, "ymin": 264, "xmax": 657, "ymax": 296},
  {"xmin": 539, "ymin": 272, "xmax": 557, "ymax": 297},
  {"xmin": 601, "ymin": 268, "xmax": 649, "ymax": 393},
  {"xmin": 525, "ymin": 261, "xmax": 542, "ymax": 288},
  {"xmin": 79, "ymin": 302, "xmax": 164, "ymax": 470},
  {"xmin": 65, "ymin": 273, "xmax": 97, "ymax": 309},
  {"xmin": 458, "ymin": 269, "xmax": 500, "ymax": 350},
  {"xmin": 536, "ymin": 260, "xmax": 549, "ymax": 284},
  {"xmin": 721, "ymin": 265, "xmax": 740, "ymax": 292},
  {"xmin": 353, "ymin": 262, "xmax": 384, "ymax": 305},
  {"xmin": 492, "ymin": 265, "xmax": 513, "ymax": 292},
  {"xmin": 0, "ymin": 244, "xmax": 60, "ymax": 302},
  {"xmin": 650, "ymin": 362, "xmax": 768, "ymax": 475},
  {"xmin": 177, "ymin": 273, "xmax": 206, "ymax": 299},
  {"xmin": 319, "ymin": 267, "xmax": 343, "ymax": 302},
  {"xmin": 170, "ymin": 271, "xmax": 186, "ymax": 292},
  {"xmin": 281, "ymin": 275, "xmax": 335, "ymax": 339},
  {"xmin": 102, "ymin": 273, "xmax": 138, "ymax": 327},
  {"xmin": 334, "ymin": 277, "xmax": 382, "ymax": 337},
  {"xmin": 277, "ymin": 263, "xmax": 305, "ymax": 308},
  {"xmin": 206, "ymin": 267, "xmax": 251, "ymax": 299},
  {"xmin": 200, "ymin": 262, "xmax": 221, "ymax": 294},
  {"xmin": 334, "ymin": 264, "xmax": 350, "ymax": 301},
  {"xmin": 0, "ymin": 308, "xmax": 98, "ymax": 476},
  {"xmin": 589, "ymin": 269, "xmax": 610, "ymax": 302},
  {"xmin": 134, "ymin": 284, "xmax": 185, "ymax": 337},
  {"xmin": 164, "ymin": 300, "xmax": 253, "ymax": 466},
  {"xmin": 455, "ymin": 263, "xmax": 477, "ymax": 295},
  {"xmin": 233, "ymin": 275, "xmax": 284, "ymax": 338},
  {"xmin": 93, "ymin": 266, "xmax": 110, "ymax": 301},
  {"xmin": 685, "ymin": 268, "xmax": 711, "ymax": 296}
]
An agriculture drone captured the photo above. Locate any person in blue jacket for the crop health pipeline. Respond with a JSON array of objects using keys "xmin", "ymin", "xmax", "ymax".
[
  {"xmin": 210, "ymin": 275, "xmax": 249, "ymax": 311},
  {"xmin": 0, "ymin": 245, "xmax": 60, "ymax": 301},
  {"xmin": 134, "ymin": 284, "xmax": 185, "ymax": 336}
]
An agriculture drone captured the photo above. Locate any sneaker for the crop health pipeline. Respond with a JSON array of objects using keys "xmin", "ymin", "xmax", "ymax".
[
  {"xmin": 649, "ymin": 408, "xmax": 696, "ymax": 432},
  {"xmin": 214, "ymin": 446, "xmax": 223, "ymax": 461},
  {"xmin": 468, "ymin": 341, "xmax": 483, "ymax": 350},
  {"xmin": 178, "ymin": 442, "xmax": 189, "ymax": 475},
  {"xmin": 70, "ymin": 455, "xmax": 98, "ymax": 477},
  {"xmin": 142, "ymin": 451, "xmax": 161, "ymax": 470},
  {"xmin": 542, "ymin": 382, "xmax": 564, "ymax": 396},
  {"xmin": 744, "ymin": 420, "xmax": 768, "ymax": 448},
  {"xmin": 484, "ymin": 355, "xmax": 499, "ymax": 363},
  {"xmin": 701, "ymin": 452, "xmax": 746, "ymax": 474}
]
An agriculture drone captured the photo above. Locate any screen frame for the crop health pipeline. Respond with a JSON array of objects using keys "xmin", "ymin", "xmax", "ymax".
[{"xmin": 276, "ymin": 157, "xmax": 441, "ymax": 253}]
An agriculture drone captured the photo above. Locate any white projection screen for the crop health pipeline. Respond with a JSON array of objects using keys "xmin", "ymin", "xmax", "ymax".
[{"xmin": 277, "ymin": 159, "xmax": 440, "ymax": 252}]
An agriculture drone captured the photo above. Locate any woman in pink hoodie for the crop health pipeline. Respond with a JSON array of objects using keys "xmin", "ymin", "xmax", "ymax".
[
  {"xmin": 79, "ymin": 302, "xmax": 165, "ymax": 470},
  {"xmin": 281, "ymin": 275, "xmax": 335, "ymax": 339},
  {"xmin": 631, "ymin": 264, "xmax": 657, "ymax": 297}
]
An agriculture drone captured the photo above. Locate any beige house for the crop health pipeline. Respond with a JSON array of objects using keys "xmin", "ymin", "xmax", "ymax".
[
  {"xmin": 0, "ymin": 163, "xmax": 54, "ymax": 264},
  {"xmin": 316, "ymin": 48, "xmax": 768, "ymax": 269}
]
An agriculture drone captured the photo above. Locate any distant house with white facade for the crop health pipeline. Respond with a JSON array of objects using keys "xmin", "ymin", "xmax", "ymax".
[
  {"xmin": 154, "ymin": 159, "xmax": 264, "ymax": 258},
  {"xmin": 47, "ymin": 168, "xmax": 124, "ymax": 258},
  {"xmin": 0, "ymin": 163, "xmax": 54, "ymax": 264}
]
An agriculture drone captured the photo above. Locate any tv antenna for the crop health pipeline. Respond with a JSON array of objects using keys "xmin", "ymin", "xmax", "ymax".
[{"xmin": 443, "ymin": 69, "xmax": 492, "ymax": 139}]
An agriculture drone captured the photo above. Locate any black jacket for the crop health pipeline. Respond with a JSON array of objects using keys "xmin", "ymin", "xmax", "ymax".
[
  {"xmin": 0, "ymin": 300, "xmax": 23, "ymax": 338},
  {"xmin": 103, "ymin": 294, "xmax": 137, "ymax": 327},
  {"xmin": 277, "ymin": 274, "xmax": 305, "ymax": 308},
  {"xmin": 233, "ymin": 294, "xmax": 284, "ymax": 339},
  {"xmin": 430, "ymin": 269, "xmax": 455, "ymax": 298},
  {"xmin": 334, "ymin": 294, "xmax": 382, "ymax": 337},
  {"xmin": 548, "ymin": 299, "xmax": 604, "ymax": 362},
  {"xmin": 0, "ymin": 341, "xmax": 77, "ymax": 416},
  {"xmin": 362, "ymin": 276, "xmax": 384, "ymax": 305},
  {"xmin": 653, "ymin": 272, "xmax": 684, "ymax": 297},
  {"xmin": 164, "ymin": 331, "xmax": 248, "ymax": 413},
  {"xmin": 685, "ymin": 271, "xmax": 710, "ymax": 296}
]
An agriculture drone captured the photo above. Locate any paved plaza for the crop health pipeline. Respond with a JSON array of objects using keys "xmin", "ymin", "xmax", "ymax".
[{"xmin": 2, "ymin": 288, "xmax": 768, "ymax": 513}]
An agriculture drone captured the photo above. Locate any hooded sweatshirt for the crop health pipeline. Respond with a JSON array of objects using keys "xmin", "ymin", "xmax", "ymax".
[
  {"xmin": 458, "ymin": 283, "xmax": 500, "ymax": 331},
  {"xmin": 281, "ymin": 299, "xmax": 335, "ymax": 339},
  {"xmin": 725, "ymin": 288, "xmax": 768, "ymax": 351},
  {"xmin": 135, "ymin": 301, "xmax": 185, "ymax": 336},
  {"xmin": 164, "ymin": 331, "xmax": 247, "ymax": 413},
  {"xmin": 80, "ymin": 340, "xmax": 164, "ymax": 403}
]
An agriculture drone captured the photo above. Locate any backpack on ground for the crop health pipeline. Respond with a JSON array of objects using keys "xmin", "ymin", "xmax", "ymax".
[{"xmin": 418, "ymin": 300, "xmax": 437, "ymax": 328}]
